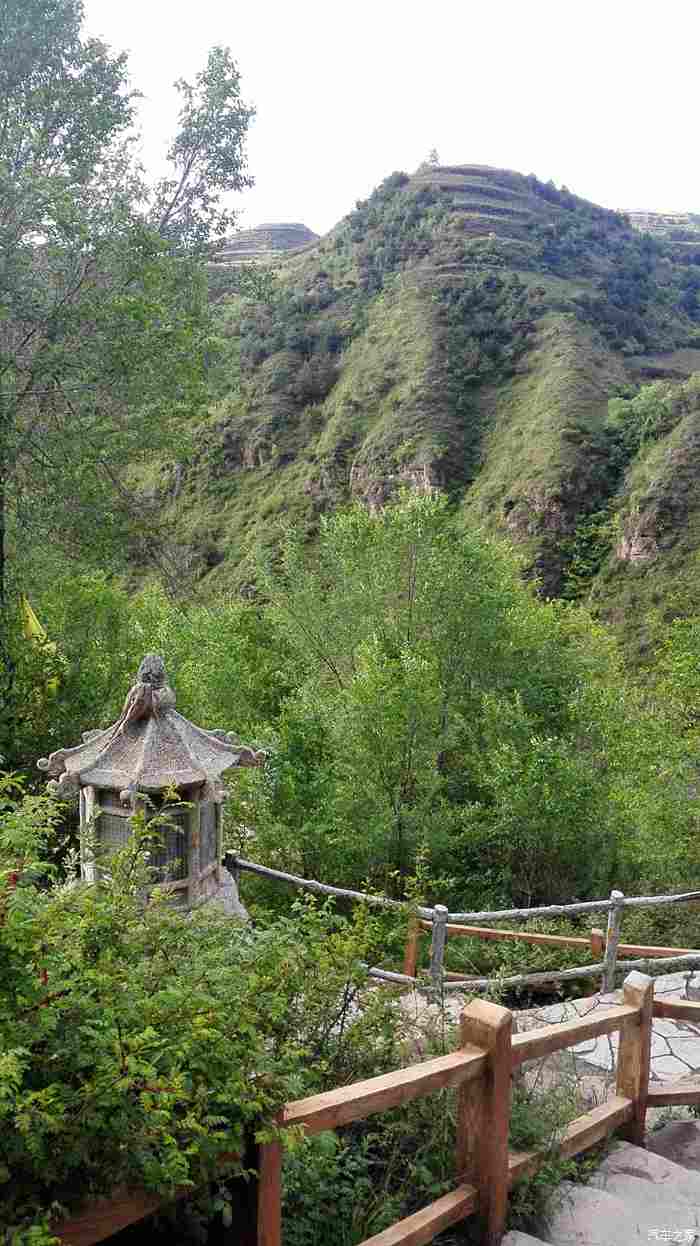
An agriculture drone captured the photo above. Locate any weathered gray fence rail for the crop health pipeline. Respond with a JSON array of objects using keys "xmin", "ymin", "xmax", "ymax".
[
  {"xmin": 226, "ymin": 854, "xmax": 435, "ymax": 919},
  {"xmin": 446, "ymin": 888, "xmax": 700, "ymax": 924},
  {"xmin": 440, "ymin": 952, "xmax": 700, "ymax": 993},
  {"xmin": 226, "ymin": 855, "xmax": 700, "ymax": 995}
]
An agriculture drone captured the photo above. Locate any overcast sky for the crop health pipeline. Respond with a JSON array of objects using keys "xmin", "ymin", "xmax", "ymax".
[{"xmin": 83, "ymin": 0, "xmax": 700, "ymax": 238}]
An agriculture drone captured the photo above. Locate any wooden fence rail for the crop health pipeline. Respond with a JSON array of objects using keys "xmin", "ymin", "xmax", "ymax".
[
  {"xmin": 225, "ymin": 855, "xmax": 436, "ymax": 918},
  {"xmin": 226, "ymin": 856, "xmax": 700, "ymax": 923},
  {"xmin": 49, "ymin": 978, "xmax": 700, "ymax": 1246},
  {"xmin": 227, "ymin": 857, "xmax": 700, "ymax": 995},
  {"xmin": 405, "ymin": 915, "xmax": 700, "ymax": 994},
  {"xmin": 256, "ymin": 970, "xmax": 677, "ymax": 1246}
]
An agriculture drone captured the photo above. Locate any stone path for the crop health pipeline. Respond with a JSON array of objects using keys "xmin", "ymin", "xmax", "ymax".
[
  {"xmin": 401, "ymin": 971, "xmax": 700, "ymax": 1102},
  {"xmin": 518, "ymin": 971, "xmax": 700, "ymax": 1103}
]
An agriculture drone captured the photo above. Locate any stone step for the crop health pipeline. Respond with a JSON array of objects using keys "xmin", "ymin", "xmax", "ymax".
[
  {"xmin": 647, "ymin": 1117, "xmax": 700, "ymax": 1171},
  {"xmin": 531, "ymin": 1136, "xmax": 700, "ymax": 1244},
  {"xmin": 502, "ymin": 1126, "xmax": 700, "ymax": 1245}
]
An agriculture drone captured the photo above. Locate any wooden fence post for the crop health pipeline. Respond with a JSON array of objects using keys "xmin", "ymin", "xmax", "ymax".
[
  {"xmin": 430, "ymin": 905, "xmax": 448, "ymax": 995},
  {"xmin": 603, "ymin": 891, "xmax": 624, "ymax": 992},
  {"xmin": 403, "ymin": 915, "xmax": 420, "ymax": 979},
  {"xmin": 616, "ymin": 970, "xmax": 654, "ymax": 1146},
  {"xmin": 257, "ymin": 1140, "xmax": 282, "ymax": 1246},
  {"xmin": 590, "ymin": 928, "xmax": 605, "ymax": 960},
  {"xmin": 458, "ymin": 999, "xmax": 513, "ymax": 1246}
]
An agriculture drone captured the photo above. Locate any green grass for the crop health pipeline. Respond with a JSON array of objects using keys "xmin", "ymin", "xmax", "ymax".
[
  {"xmin": 590, "ymin": 399, "xmax": 700, "ymax": 662},
  {"xmin": 460, "ymin": 314, "xmax": 628, "ymax": 586}
]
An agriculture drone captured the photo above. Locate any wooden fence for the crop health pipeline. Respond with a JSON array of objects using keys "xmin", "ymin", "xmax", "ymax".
[
  {"xmin": 256, "ymin": 972, "xmax": 700, "ymax": 1246},
  {"xmin": 40, "ymin": 862, "xmax": 700, "ymax": 1244},
  {"xmin": 227, "ymin": 855, "xmax": 700, "ymax": 995},
  {"xmin": 49, "ymin": 973, "xmax": 700, "ymax": 1246}
]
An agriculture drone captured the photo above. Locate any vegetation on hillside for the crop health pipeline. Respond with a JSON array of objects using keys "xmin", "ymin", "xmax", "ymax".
[
  {"xmin": 7, "ymin": 490, "xmax": 700, "ymax": 1239},
  {"xmin": 9, "ymin": 111, "xmax": 700, "ymax": 663},
  {"xmin": 7, "ymin": 494, "xmax": 697, "ymax": 908},
  {"xmin": 96, "ymin": 159, "xmax": 700, "ymax": 668},
  {"xmin": 6, "ymin": 488, "xmax": 700, "ymax": 1239},
  {"xmin": 7, "ymin": 8, "xmax": 700, "ymax": 1239}
]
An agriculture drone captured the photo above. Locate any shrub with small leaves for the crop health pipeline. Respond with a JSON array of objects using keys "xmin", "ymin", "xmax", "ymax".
[{"xmin": 0, "ymin": 775, "xmax": 392, "ymax": 1242}]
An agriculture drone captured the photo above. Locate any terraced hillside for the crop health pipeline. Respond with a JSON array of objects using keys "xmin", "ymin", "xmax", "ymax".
[
  {"xmin": 215, "ymin": 221, "xmax": 318, "ymax": 264},
  {"xmin": 626, "ymin": 209, "xmax": 700, "ymax": 265},
  {"xmin": 143, "ymin": 164, "xmax": 700, "ymax": 659}
]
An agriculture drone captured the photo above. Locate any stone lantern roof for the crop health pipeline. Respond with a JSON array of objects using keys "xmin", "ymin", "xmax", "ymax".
[{"xmin": 38, "ymin": 653, "xmax": 263, "ymax": 800}]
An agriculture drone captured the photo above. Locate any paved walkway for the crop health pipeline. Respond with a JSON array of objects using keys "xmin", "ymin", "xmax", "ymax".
[
  {"xmin": 521, "ymin": 971, "xmax": 700, "ymax": 1088},
  {"xmin": 399, "ymin": 971, "xmax": 700, "ymax": 1109}
]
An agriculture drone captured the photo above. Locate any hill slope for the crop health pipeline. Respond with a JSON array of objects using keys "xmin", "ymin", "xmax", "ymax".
[
  {"xmin": 215, "ymin": 221, "xmax": 319, "ymax": 264},
  {"xmin": 145, "ymin": 165, "xmax": 700, "ymax": 658}
]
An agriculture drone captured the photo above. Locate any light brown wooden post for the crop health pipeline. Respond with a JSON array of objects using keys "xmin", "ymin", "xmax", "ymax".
[
  {"xmin": 403, "ymin": 915, "xmax": 420, "ymax": 979},
  {"xmin": 458, "ymin": 999, "xmax": 513, "ymax": 1246},
  {"xmin": 257, "ymin": 1140, "xmax": 282, "ymax": 1246},
  {"xmin": 616, "ymin": 970, "xmax": 654, "ymax": 1146},
  {"xmin": 603, "ymin": 890, "xmax": 624, "ymax": 992},
  {"xmin": 590, "ymin": 927, "xmax": 605, "ymax": 960}
]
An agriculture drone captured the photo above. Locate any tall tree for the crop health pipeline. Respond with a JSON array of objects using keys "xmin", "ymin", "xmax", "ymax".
[
  {"xmin": 256, "ymin": 493, "xmax": 688, "ymax": 905},
  {"xmin": 152, "ymin": 46, "xmax": 255, "ymax": 249},
  {"xmin": 0, "ymin": 0, "xmax": 254, "ymax": 694}
]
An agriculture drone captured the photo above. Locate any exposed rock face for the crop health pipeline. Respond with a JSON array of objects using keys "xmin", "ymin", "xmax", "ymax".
[
  {"xmin": 616, "ymin": 527, "xmax": 659, "ymax": 562},
  {"xmin": 615, "ymin": 409, "xmax": 700, "ymax": 566},
  {"xmin": 349, "ymin": 461, "xmax": 441, "ymax": 513},
  {"xmin": 215, "ymin": 222, "xmax": 318, "ymax": 264}
]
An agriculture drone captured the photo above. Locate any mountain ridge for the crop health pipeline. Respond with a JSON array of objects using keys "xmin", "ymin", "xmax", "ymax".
[
  {"xmin": 141, "ymin": 164, "xmax": 700, "ymax": 661},
  {"xmin": 215, "ymin": 221, "xmax": 319, "ymax": 265}
]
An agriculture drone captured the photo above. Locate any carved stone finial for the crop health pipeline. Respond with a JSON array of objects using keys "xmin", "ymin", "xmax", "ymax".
[
  {"xmin": 112, "ymin": 654, "xmax": 176, "ymax": 735},
  {"xmin": 135, "ymin": 653, "xmax": 167, "ymax": 688}
]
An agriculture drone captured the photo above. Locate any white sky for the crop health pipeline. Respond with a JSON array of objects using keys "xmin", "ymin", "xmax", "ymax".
[{"xmin": 83, "ymin": 0, "xmax": 700, "ymax": 237}]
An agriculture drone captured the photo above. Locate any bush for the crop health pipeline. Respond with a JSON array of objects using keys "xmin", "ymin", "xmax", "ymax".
[{"xmin": 0, "ymin": 775, "xmax": 394, "ymax": 1242}]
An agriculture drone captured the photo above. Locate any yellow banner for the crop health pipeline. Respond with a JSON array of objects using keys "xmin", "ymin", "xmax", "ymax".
[{"xmin": 20, "ymin": 596, "xmax": 59, "ymax": 693}]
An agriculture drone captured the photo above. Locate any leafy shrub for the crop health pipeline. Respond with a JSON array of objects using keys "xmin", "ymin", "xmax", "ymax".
[
  {"xmin": 507, "ymin": 1078, "xmax": 584, "ymax": 1232},
  {"xmin": 606, "ymin": 375, "xmax": 700, "ymax": 460},
  {"xmin": 0, "ymin": 775, "xmax": 395, "ymax": 1242}
]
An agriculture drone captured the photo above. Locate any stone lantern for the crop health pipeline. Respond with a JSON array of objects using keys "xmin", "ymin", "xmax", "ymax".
[{"xmin": 37, "ymin": 654, "xmax": 263, "ymax": 911}]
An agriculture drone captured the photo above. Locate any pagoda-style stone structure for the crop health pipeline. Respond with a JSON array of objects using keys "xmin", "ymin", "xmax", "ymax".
[{"xmin": 38, "ymin": 654, "xmax": 262, "ymax": 913}]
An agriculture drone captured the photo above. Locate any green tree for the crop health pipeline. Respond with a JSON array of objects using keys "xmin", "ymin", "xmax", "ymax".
[
  {"xmin": 0, "ymin": 0, "xmax": 253, "ymax": 704},
  {"xmin": 152, "ymin": 45, "xmax": 254, "ymax": 250},
  {"xmin": 253, "ymin": 493, "xmax": 645, "ymax": 904}
]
